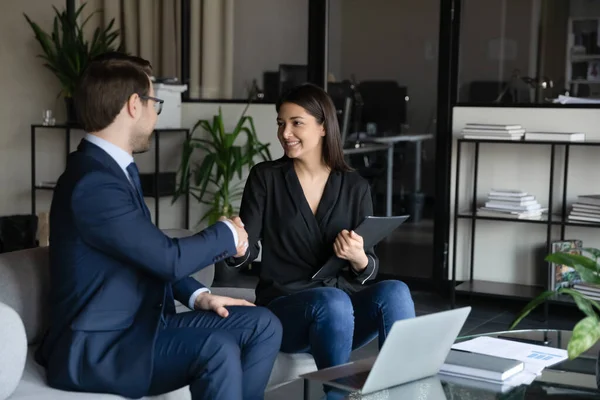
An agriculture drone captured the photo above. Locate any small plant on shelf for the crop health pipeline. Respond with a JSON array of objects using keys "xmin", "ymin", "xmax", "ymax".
[
  {"xmin": 510, "ymin": 248, "xmax": 600, "ymax": 360},
  {"xmin": 23, "ymin": 3, "xmax": 121, "ymax": 122}
]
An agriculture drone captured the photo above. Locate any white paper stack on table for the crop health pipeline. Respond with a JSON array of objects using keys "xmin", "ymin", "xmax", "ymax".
[
  {"xmin": 476, "ymin": 189, "xmax": 546, "ymax": 220},
  {"xmin": 440, "ymin": 337, "xmax": 568, "ymax": 392},
  {"xmin": 568, "ymin": 195, "xmax": 600, "ymax": 224},
  {"xmin": 461, "ymin": 123, "xmax": 525, "ymax": 140}
]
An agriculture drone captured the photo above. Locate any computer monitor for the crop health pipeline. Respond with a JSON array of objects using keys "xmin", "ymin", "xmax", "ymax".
[
  {"xmin": 278, "ymin": 64, "xmax": 308, "ymax": 96},
  {"xmin": 358, "ymin": 80, "xmax": 408, "ymax": 134}
]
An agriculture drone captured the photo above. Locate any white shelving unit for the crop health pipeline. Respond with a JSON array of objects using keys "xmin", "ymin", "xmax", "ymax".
[{"xmin": 565, "ymin": 17, "xmax": 600, "ymax": 98}]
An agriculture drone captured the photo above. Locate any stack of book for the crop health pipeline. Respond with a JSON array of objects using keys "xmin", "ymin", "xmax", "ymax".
[
  {"xmin": 440, "ymin": 349, "xmax": 524, "ymax": 390},
  {"xmin": 568, "ymin": 195, "xmax": 600, "ymax": 224},
  {"xmin": 573, "ymin": 282, "xmax": 600, "ymax": 301},
  {"xmin": 477, "ymin": 189, "xmax": 544, "ymax": 220},
  {"xmin": 461, "ymin": 123, "xmax": 525, "ymax": 140}
]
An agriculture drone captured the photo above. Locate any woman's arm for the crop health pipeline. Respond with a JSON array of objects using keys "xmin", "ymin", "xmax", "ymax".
[
  {"xmin": 225, "ymin": 165, "xmax": 266, "ymax": 268},
  {"xmin": 352, "ymin": 185, "xmax": 379, "ymax": 284}
]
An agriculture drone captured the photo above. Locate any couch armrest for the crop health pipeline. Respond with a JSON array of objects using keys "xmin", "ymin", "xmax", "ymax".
[{"xmin": 0, "ymin": 302, "xmax": 27, "ymax": 400}]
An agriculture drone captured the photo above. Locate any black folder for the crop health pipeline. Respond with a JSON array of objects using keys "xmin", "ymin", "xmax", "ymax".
[{"xmin": 312, "ymin": 215, "xmax": 409, "ymax": 280}]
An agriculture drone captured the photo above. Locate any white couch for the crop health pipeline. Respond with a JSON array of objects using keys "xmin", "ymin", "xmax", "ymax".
[{"xmin": 0, "ymin": 229, "xmax": 317, "ymax": 400}]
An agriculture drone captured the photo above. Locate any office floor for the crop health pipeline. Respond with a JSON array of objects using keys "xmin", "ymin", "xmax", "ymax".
[{"xmin": 213, "ymin": 276, "xmax": 581, "ymax": 400}]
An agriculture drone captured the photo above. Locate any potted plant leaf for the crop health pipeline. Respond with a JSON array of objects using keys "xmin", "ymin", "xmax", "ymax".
[
  {"xmin": 173, "ymin": 103, "xmax": 272, "ymax": 226},
  {"xmin": 510, "ymin": 248, "xmax": 600, "ymax": 384},
  {"xmin": 24, "ymin": 3, "xmax": 121, "ymax": 123}
]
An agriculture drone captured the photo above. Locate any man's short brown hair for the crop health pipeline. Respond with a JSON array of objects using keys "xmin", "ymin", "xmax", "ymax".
[{"xmin": 74, "ymin": 52, "xmax": 153, "ymax": 132}]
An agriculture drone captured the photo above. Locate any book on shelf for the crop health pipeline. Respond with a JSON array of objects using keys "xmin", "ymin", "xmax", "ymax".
[
  {"xmin": 572, "ymin": 284, "xmax": 600, "ymax": 302},
  {"xmin": 477, "ymin": 190, "xmax": 545, "ymax": 219},
  {"xmin": 461, "ymin": 123, "xmax": 525, "ymax": 140},
  {"xmin": 464, "ymin": 123, "xmax": 523, "ymax": 130},
  {"xmin": 524, "ymin": 132, "xmax": 585, "ymax": 142},
  {"xmin": 568, "ymin": 196, "xmax": 600, "ymax": 223},
  {"xmin": 576, "ymin": 195, "xmax": 600, "ymax": 207}
]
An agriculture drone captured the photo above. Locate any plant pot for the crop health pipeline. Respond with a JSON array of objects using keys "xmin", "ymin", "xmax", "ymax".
[{"xmin": 64, "ymin": 97, "xmax": 78, "ymax": 125}]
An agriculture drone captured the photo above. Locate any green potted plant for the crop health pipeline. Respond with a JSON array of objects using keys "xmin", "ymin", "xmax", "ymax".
[
  {"xmin": 510, "ymin": 248, "xmax": 600, "ymax": 366},
  {"xmin": 24, "ymin": 3, "xmax": 121, "ymax": 123},
  {"xmin": 173, "ymin": 104, "xmax": 272, "ymax": 227}
]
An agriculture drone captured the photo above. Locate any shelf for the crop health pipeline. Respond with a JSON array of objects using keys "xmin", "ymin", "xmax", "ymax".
[
  {"xmin": 548, "ymin": 294, "xmax": 577, "ymax": 305},
  {"xmin": 457, "ymin": 212, "xmax": 549, "ymax": 225},
  {"xmin": 455, "ymin": 280, "xmax": 544, "ymax": 300},
  {"xmin": 30, "ymin": 124, "xmax": 189, "ymax": 133},
  {"xmin": 34, "ymin": 185, "xmax": 55, "ymax": 191},
  {"xmin": 31, "ymin": 123, "xmax": 82, "ymax": 129},
  {"xmin": 457, "ymin": 212, "xmax": 600, "ymax": 228},
  {"xmin": 457, "ymin": 138, "xmax": 600, "ymax": 146}
]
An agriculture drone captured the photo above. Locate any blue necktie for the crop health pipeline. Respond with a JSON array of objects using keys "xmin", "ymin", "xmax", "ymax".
[{"xmin": 126, "ymin": 162, "xmax": 150, "ymax": 218}]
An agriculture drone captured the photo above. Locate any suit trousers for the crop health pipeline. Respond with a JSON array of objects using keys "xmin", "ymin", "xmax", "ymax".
[{"xmin": 146, "ymin": 306, "xmax": 282, "ymax": 400}]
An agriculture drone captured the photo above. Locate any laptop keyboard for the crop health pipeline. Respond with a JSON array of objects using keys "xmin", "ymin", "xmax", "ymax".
[{"xmin": 333, "ymin": 370, "xmax": 371, "ymax": 389}]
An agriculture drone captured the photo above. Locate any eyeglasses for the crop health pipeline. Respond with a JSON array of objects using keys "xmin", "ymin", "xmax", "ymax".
[{"xmin": 139, "ymin": 95, "xmax": 164, "ymax": 115}]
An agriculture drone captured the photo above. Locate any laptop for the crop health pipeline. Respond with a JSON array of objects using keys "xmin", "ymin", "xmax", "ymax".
[{"xmin": 301, "ymin": 307, "xmax": 471, "ymax": 395}]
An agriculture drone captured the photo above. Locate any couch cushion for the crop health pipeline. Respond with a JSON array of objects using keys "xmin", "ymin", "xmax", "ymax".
[
  {"xmin": 267, "ymin": 352, "xmax": 317, "ymax": 390},
  {"xmin": 0, "ymin": 229, "xmax": 213, "ymax": 346},
  {"xmin": 11, "ymin": 349, "xmax": 191, "ymax": 400},
  {"xmin": 0, "ymin": 247, "xmax": 49, "ymax": 345},
  {"xmin": 0, "ymin": 302, "xmax": 27, "ymax": 400}
]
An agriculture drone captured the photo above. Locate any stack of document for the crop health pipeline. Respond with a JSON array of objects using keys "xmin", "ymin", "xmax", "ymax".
[{"xmin": 440, "ymin": 337, "xmax": 568, "ymax": 391}]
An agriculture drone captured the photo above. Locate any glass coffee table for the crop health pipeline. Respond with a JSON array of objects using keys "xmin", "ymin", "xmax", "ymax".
[{"xmin": 302, "ymin": 329, "xmax": 600, "ymax": 399}]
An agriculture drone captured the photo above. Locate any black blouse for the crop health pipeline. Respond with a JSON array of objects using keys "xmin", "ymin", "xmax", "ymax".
[{"xmin": 229, "ymin": 157, "xmax": 379, "ymax": 306}]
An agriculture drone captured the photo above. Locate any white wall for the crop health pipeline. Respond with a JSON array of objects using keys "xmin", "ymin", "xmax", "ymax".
[
  {"xmin": 450, "ymin": 106, "xmax": 600, "ymax": 286},
  {"xmin": 0, "ymin": 0, "xmax": 65, "ymax": 218}
]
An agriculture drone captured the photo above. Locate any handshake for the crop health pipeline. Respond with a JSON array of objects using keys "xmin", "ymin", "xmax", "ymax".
[{"xmin": 219, "ymin": 216, "xmax": 249, "ymax": 258}]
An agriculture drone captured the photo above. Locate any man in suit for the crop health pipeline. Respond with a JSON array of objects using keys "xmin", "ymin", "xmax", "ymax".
[{"xmin": 35, "ymin": 53, "xmax": 282, "ymax": 400}]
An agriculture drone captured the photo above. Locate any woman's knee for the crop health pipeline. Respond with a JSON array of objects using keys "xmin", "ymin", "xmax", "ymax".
[
  {"xmin": 373, "ymin": 280, "xmax": 415, "ymax": 309},
  {"xmin": 311, "ymin": 287, "xmax": 353, "ymax": 320}
]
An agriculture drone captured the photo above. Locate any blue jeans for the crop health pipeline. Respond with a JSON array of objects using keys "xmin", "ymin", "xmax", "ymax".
[
  {"xmin": 267, "ymin": 280, "xmax": 416, "ymax": 369},
  {"xmin": 147, "ymin": 306, "xmax": 282, "ymax": 400}
]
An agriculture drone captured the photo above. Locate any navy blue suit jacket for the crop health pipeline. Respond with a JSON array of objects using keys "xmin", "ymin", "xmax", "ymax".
[{"xmin": 36, "ymin": 139, "xmax": 237, "ymax": 397}]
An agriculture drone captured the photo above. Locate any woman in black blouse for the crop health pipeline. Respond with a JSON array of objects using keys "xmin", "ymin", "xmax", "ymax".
[{"xmin": 229, "ymin": 84, "xmax": 415, "ymax": 395}]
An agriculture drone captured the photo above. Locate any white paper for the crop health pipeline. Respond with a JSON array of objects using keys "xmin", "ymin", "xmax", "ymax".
[{"xmin": 451, "ymin": 337, "xmax": 568, "ymax": 377}]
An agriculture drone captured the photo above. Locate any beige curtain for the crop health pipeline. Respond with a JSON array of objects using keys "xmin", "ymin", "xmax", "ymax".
[
  {"xmin": 78, "ymin": 0, "xmax": 181, "ymax": 80},
  {"xmin": 190, "ymin": 0, "xmax": 234, "ymax": 98},
  {"xmin": 79, "ymin": 0, "xmax": 234, "ymax": 99}
]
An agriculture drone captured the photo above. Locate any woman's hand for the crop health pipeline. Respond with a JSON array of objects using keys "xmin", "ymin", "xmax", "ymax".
[{"xmin": 333, "ymin": 230, "xmax": 368, "ymax": 273}]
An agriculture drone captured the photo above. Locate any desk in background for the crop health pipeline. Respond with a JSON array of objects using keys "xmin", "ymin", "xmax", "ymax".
[{"xmin": 343, "ymin": 134, "xmax": 433, "ymax": 219}]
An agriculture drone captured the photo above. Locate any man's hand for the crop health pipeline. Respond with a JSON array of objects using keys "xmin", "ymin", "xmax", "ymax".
[
  {"xmin": 194, "ymin": 292, "xmax": 255, "ymax": 318},
  {"xmin": 333, "ymin": 230, "xmax": 368, "ymax": 273},
  {"xmin": 219, "ymin": 216, "xmax": 248, "ymax": 257}
]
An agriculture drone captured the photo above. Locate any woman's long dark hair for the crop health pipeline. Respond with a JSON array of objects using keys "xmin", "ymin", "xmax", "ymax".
[{"xmin": 276, "ymin": 83, "xmax": 352, "ymax": 172}]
